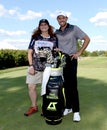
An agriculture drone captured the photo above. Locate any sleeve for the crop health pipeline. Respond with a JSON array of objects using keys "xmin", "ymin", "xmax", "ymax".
[
  {"xmin": 53, "ymin": 36, "xmax": 58, "ymax": 48},
  {"xmin": 55, "ymin": 37, "xmax": 58, "ymax": 48},
  {"xmin": 28, "ymin": 38, "xmax": 35, "ymax": 49},
  {"xmin": 75, "ymin": 25, "xmax": 87, "ymax": 40}
]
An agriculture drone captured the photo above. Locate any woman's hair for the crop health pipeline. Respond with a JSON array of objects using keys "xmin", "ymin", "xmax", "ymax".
[{"xmin": 31, "ymin": 24, "xmax": 55, "ymax": 39}]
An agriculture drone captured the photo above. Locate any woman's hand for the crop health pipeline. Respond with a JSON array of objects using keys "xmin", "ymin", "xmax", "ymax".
[
  {"xmin": 54, "ymin": 48, "xmax": 61, "ymax": 52},
  {"xmin": 28, "ymin": 66, "xmax": 35, "ymax": 75}
]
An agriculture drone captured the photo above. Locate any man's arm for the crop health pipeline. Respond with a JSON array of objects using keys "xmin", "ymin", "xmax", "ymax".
[
  {"xmin": 72, "ymin": 35, "xmax": 90, "ymax": 59},
  {"xmin": 79, "ymin": 35, "xmax": 90, "ymax": 54}
]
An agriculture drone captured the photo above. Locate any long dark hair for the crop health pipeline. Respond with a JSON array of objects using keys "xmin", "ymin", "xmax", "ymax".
[{"xmin": 31, "ymin": 24, "xmax": 55, "ymax": 39}]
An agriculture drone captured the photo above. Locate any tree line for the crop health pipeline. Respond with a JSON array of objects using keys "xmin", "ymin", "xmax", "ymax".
[
  {"xmin": 0, "ymin": 49, "xmax": 107, "ymax": 70},
  {"xmin": 0, "ymin": 49, "xmax": 28, "ymax": 69}
]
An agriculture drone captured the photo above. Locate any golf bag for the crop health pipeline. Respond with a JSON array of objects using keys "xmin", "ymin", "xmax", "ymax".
[{"xmin": 41, "ymin": 51, "xmax": 66, "ymax": 125}]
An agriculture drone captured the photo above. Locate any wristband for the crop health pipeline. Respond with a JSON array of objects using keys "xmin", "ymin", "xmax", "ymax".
[{"xmin": 29, "ymin": 64, "xmax": 33, "ymax": 67}]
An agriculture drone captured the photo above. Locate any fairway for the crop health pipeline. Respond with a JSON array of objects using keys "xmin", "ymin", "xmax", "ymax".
[{"xmin": 0, "ymin": 57, "xmax": 107, "ymax": 130}]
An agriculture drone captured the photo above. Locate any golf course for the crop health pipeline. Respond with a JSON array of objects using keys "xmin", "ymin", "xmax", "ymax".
[{"xmin": 0, "ymin": 57, "xmax": 107, "ymax": 130}]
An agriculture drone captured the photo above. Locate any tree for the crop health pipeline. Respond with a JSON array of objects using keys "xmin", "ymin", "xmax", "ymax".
[{"xmin": 77, "ymin": 40, "xmax": 90, "ymax": 56}]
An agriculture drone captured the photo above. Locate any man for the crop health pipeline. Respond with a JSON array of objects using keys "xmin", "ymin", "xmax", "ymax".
[{"xmin": 55, "ymin": 11, "xmax": 90, "ymax": 122}]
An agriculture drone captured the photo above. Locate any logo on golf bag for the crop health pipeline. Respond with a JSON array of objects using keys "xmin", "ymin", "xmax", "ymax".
[{"xmin": 47, "ymin": 102, "xmax": 57, "ymax": 111}]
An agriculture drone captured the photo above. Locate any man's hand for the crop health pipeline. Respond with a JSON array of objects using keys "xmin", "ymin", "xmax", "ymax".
[{"xmin": 71, "ymin": 52, "xmax": 81, "ymax": 60}]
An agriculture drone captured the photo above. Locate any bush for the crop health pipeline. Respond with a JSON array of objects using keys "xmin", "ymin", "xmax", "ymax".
[
  {"xmin": 14, "ymin": 50, "xmax": 28, "ymax": 67},
  {"xmin": 0, "ymin": 49, "xmax": 28, "ymax": 69}
]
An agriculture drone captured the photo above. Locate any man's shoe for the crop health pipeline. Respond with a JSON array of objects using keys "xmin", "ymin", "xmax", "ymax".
[
  {"xmin": 63, "ymin": 108, "xmax": 72, "ymax": 116},
  {"xmin": 73, "ymin": 112, "xmax": 81, "ymax": 122},
  {"xmin": 24, "ymin": 106, "xmax": 38, "ymax": 116}
]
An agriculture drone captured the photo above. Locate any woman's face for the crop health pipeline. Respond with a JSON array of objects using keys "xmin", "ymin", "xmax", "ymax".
[{"xmin": 39, "ymin": 22, "xmax": 49, "ymax": 32}]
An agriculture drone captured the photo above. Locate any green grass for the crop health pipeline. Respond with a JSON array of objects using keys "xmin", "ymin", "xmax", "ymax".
[{"xmin": 0, "ymin": 57, "xmax": 107, "ymax": 130}]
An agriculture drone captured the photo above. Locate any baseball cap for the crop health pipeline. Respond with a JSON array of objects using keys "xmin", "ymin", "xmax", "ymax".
[
  {"xmin": 56, "ymin": 11, "xmax": 67, "ymax": 18},
  {"xmin": 39, "ymin": 19, "xmax": 49, "ymax": 26}
]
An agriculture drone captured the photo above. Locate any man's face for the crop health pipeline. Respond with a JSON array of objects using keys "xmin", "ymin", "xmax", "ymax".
[{"xmin": 57, "ymin": 15, "xmax": 68, "ymax": 27}]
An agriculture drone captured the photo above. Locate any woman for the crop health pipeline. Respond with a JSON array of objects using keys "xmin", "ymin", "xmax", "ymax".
[{"xmin": 24, "ymin": 19, "xmax": 58, "ymax": 116}]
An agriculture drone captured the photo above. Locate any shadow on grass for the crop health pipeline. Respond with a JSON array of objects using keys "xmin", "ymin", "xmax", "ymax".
[
  {"xmin": 0, "ymin": 75, "xmax": 107, "ymax": 130},
  {"xmin": 78, "ymin": 77, "xmax": 107, "ymax": 130}
]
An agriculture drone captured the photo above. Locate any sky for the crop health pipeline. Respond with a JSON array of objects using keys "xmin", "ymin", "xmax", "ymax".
[{"xmin": 0, "ymin": 0, "xmax": 107, "ymax": 52}]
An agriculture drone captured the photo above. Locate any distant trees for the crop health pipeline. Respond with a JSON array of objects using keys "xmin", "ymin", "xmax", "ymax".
[
  {"xmin": 0, "ymin": 49, "xmax": 28, "ymax": 69},
  {"xmin": 77, "ymin": 40, "xmax": 107, "ymax": 57},
  {"xmin": 90, "ymin": 51, "xmax": 107, "ymax": 57}
]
